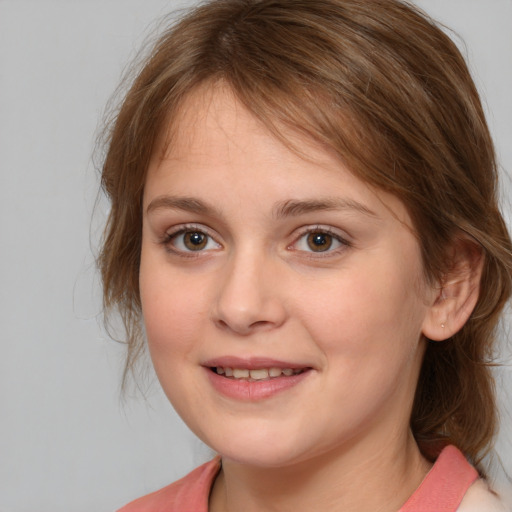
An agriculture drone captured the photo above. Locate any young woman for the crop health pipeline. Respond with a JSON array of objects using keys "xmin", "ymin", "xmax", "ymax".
[{"xmin": 99, "ymin": 1, "xmax": 512, "ymax": 510}]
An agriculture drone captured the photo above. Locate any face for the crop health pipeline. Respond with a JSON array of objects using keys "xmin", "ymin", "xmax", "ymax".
[{"xmin": 140, "ymin": 85, "xmax": 437, "ymax": 469}]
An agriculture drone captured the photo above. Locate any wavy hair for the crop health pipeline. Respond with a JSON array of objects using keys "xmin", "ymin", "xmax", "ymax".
[{"xmin": 98, "ymin": 0, "xmax": 512, "ymax": 471}]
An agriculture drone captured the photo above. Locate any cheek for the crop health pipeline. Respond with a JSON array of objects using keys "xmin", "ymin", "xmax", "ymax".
[
  {"xmin": 298, "ymin": 266, "xmax": 427, "ymax": 421},
  {"xmin": 139, "ymin": 256, "xmax": 210, "ymax": 358},
  {"xmin": 295, "ymin": 255, "xmax": 428, "ymax": 359}
]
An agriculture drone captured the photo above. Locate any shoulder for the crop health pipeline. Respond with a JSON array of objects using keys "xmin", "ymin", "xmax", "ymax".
[
  {"xmin": 457, "ymin": 479, "xmax": 511, "ymax": 512},
  {"xmin": 400, "ymin": 445, "xmax": 509, "ymax": 512},
  {"xmin": 116, "ymin": 457, "xmax": 221, "ymax": 512}
]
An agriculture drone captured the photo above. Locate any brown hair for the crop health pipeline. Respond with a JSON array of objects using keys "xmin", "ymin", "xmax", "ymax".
[{"xmin": 99, "ymin": 0, "xmax": 512, "ymax": 470}]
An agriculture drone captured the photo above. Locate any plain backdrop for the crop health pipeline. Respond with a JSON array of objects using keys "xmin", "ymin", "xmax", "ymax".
[{"xmin": 0, "ymin": 1, "xmax": 511, "ymax": 511}]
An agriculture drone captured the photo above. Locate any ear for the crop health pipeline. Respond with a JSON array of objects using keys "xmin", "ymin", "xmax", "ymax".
[{"xmin": 422, "ymin": 236, "xmax": 484, "ymax": 341}]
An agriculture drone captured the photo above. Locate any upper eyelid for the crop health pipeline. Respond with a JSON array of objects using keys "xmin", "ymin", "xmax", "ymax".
[
  {"xmin": 165, "ymin": 226, "xmax": 219, "ymax": 244},
  {"xmin": 292, "ymin": 225, "xmax": 350, "ymax": 242},
  {"xmin": 165, "ymin": 223, "xmax": 217, "ymax": 237},
  {"xmin": 162, "ymin": 223, "xmax": 350, "ymax": 240},
  {"xmin": 146, "ymin": 205, "xmax": 231, "ymax": 237}
]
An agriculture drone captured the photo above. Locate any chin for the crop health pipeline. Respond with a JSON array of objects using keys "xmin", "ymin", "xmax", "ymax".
[
  {"xmin": 199, "ymin": 422, "xmax": 320, "ymax": 469},
  {"xmin": 219, "ymin": 444, "xmax": 304, "ymax": 468}
]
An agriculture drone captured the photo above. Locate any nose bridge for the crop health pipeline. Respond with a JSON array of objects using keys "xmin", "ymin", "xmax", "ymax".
[{"xmin": 212, "ymin": 244, "xmax": 286, "ymax": 334}]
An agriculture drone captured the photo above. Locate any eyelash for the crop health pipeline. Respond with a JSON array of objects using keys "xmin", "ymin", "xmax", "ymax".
[
  {"xmin": 290, "ymin": 226, "xmax": 351, "ymax": 258},
  {"xmin": 160, "ymin": 224, "xmax": 221, "ymax": 257},
  {"xmin": 160, "ymin": 224, "xmax": 351, "ymax": 258}
]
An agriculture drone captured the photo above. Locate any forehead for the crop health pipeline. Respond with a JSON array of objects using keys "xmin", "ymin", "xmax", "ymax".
[
  {"xmin": 154, "ymin": 83, "xmax": 295, "ymax": 167},
  {"xmin": 145, "ymin": 83, "xmax": 413, "ymax": 231}
]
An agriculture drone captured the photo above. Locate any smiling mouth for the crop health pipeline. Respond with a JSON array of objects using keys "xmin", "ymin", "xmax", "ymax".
[{"xmin": 211, "ymin": 367, "xmax": 306, "ymax": 381}]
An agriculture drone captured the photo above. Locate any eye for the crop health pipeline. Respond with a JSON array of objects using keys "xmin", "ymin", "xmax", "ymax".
[
  {"xmin": 165, "ymin": 228, "xmax": 221, "ymax": 253},
  {"xmin": 293, "ymin": 229, "xmax": 346, "ymax": 253}
]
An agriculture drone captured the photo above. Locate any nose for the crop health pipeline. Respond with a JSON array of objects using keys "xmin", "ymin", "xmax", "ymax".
[{"xmin": 212, "ymin": 250, "xmax": 287, "ymax": 335}]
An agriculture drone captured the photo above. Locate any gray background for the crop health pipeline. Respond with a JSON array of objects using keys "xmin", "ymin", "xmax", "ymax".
[{"xmin": 0, "ymin": 1, "xmax": 511, "ymax": 511}]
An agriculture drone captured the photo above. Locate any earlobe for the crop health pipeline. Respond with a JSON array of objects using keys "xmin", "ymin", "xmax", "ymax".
[{"xmin": 422, "ymin": 237, "xmax": 484, "ymax": 342}]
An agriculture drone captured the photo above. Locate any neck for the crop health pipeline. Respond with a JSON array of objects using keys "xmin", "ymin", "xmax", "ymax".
[{"xmin": 209, "ymin": 431, "xmax": 431, "ymax": 512}]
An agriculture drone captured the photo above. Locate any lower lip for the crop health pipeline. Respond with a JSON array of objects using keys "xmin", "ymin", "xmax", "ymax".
[{"xmin": 205, "ymin": 368, "xmax": 311, "ymax": 401}]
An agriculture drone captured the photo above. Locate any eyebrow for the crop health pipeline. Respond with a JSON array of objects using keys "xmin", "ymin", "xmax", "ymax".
[
  {"xmin": 146, "ymin": 195, "xmax": 377, "ymax": 218},
  {"xmin": 146, "ymin": 196, "xmax": 222, "ymax": 217},
  {"xmin": 273, "ymin": 198, "xmax": 377, "ymax": 219}
]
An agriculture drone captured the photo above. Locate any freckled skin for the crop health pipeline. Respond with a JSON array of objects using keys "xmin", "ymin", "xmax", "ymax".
[{"xmin": 139, "ymin": 85, "xmax": 438, "ymax": 510}]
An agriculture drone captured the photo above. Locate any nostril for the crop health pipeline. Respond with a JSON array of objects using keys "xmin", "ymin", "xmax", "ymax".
[
  {"xmin": 214, "ymin": 318, "xmax": 230, "ymax": 331},
  {"xmin": 249, "ymin": 320, "xmax": 274, "ymax": 330}
]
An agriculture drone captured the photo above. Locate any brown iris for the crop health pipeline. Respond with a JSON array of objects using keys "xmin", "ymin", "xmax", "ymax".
[
  {"xmin": 183, "ymin": 231, "xmax": 208, "ymax": 251},
  {"xmin": 307, "ymin": 232, "xmax": 333, "ymax": 252}
]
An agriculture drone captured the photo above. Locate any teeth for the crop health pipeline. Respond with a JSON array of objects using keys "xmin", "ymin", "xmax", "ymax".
[
  {"xmin": 214, "ymin": 367, "xmax": 303, "ymax": 380},
  {"xmin": 233, "ymin": 368, "xmax": 250, "ymax": 378},
  {"xmin": 250, "ymin": 369, "xmax": 269, "ymax": 380}
]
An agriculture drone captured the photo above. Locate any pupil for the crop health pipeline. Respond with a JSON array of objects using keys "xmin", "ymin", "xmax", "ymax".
[
  {"xmin": 189, "ymin": 232, "xmax": 204, "ymax": 245},
  {"xmin": 307, "ymin": 232, "xmax": 332, "ymax": 252},
  {"xmin": 185, "ymin": 231, "xmax": 207, "ymax": 250}
]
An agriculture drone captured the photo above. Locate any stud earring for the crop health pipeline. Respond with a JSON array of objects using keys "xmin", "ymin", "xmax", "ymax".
[{"xmin": 441, "ymin": 323, "xmax": 446, "ymax": 328}]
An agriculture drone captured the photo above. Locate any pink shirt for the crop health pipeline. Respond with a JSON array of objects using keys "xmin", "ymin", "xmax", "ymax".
[{"xmin": 118, "ymin": 445, "xmax": 478, "ymax": 512}]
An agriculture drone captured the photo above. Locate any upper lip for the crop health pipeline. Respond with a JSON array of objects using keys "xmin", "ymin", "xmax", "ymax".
[{"xmin": 202, "ymin": 356, "xmax": 311, "ymax": 370}]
